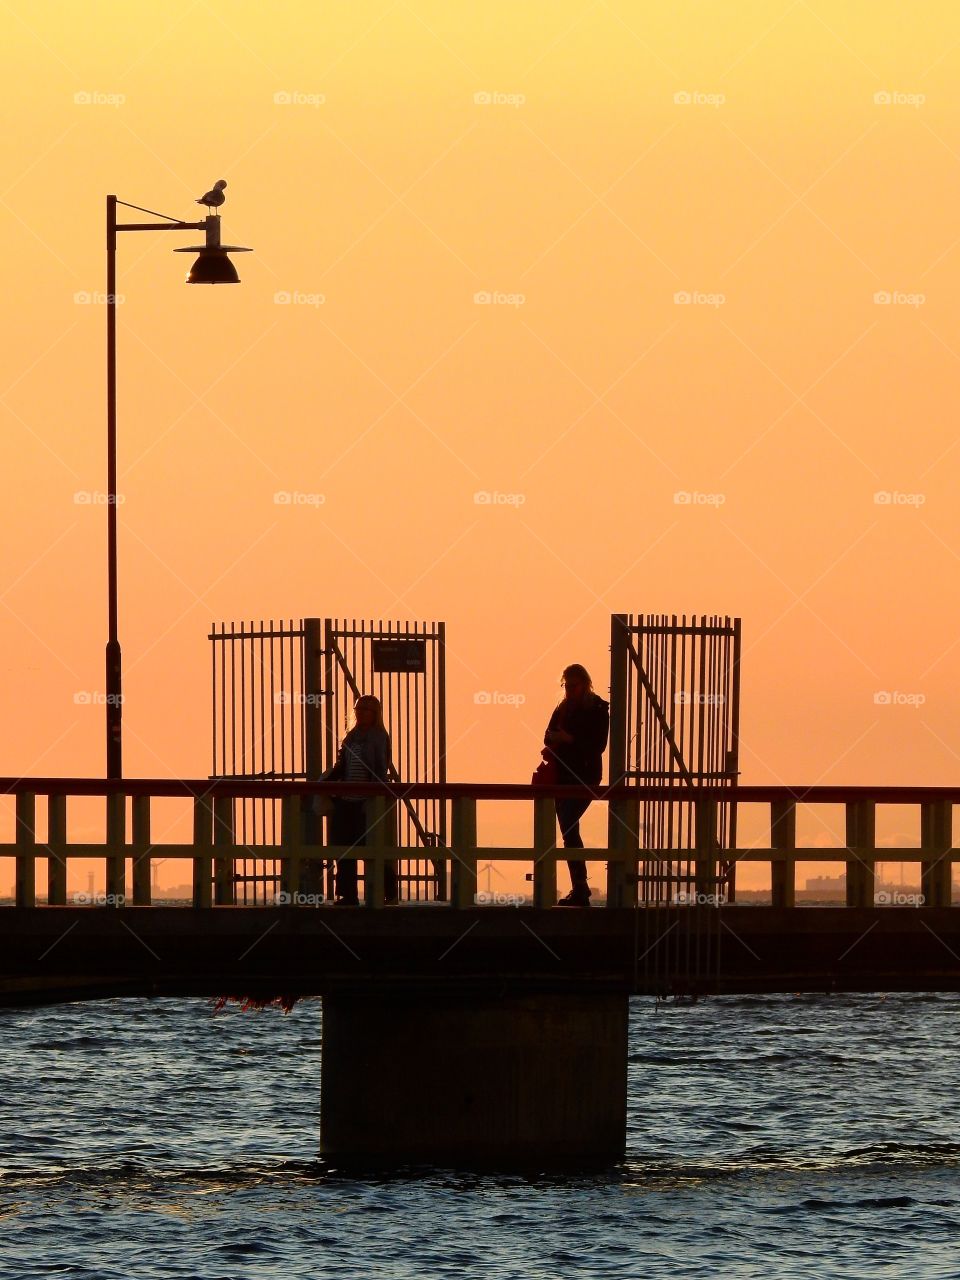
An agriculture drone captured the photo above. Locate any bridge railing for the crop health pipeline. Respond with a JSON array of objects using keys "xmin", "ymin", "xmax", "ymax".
[{"xmin": 0, "ymin": 779, "xmax": 957, "ymax": 908}]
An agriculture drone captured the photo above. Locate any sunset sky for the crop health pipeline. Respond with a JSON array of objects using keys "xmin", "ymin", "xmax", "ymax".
[{"xmin": 3, "ymin": 2, "xmax": 960, "ymax": 884}]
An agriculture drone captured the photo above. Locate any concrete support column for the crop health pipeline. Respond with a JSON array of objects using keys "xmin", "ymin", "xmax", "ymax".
[{"xmin": 320, "ymin": 990, "xmax": 629, "ymax": 1164}]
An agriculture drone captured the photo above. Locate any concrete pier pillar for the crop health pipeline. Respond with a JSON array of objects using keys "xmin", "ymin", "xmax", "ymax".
[{"xmin": 320, "ymin": 989, "xmax": 629, "ymax": 1164}]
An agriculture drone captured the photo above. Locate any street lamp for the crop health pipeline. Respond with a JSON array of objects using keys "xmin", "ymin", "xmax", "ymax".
[{"xmin": 105, "ymin": 191, "xmax": 252, "ymax": 778}]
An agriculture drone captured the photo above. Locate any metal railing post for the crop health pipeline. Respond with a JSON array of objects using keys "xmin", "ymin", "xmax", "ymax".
[
  {"xmin": 280, "ymin": 794, "xmax": 301, "ymax": 902},
  {"xmin": 131, "ymin": 794, "xmax": 151, "ymax": 905},
  {"xmin": 450, "ymin": 796, "xmax": 477, "ymax": 909},
  {"xmin": 192, "ymin": 796, "xmax": 213, "ymax": 908},
  {"xmin": 106, "ymin": 791, "xmax": 125, "ymax": 902},
  {"xmin": 845, "ymin": 800, "xmax": 875, "ymax": 908},
  {"xmin": 15, "ymin": 793, "xmax": 36, "ymax": 908},
  {"xmin": 213, "ymin": 794, "xmax": 235, "ymax": 905},
  {"xmin": 694, "ymin": 796, "xmax": 717, "ymax": 903},
  {"xmin": 532, "ymin": 795, "xmax": 557, "ymax": 909},
  {"xmin": 47, "ymin": 795, "xmax": 67, "ymax": 906},
  {"xmin": 364, "ymin": 795, "xmax": 389, "ymax": 908},
  {"xmin": 921, "ymin": 799, "xmax": 952, "ymax": 908},
  {"xmin": 770, "ymin": 798, "xmax": 796, "ymax": 908},
  {"xmin": 607, "ymin": 792, "xmax": 639, "ymax": 908}
]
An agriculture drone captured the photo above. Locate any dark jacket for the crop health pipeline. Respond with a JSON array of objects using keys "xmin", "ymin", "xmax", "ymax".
[{"xmin": 544, "ymin": 695, "xmax": 609, "ymax": 785}]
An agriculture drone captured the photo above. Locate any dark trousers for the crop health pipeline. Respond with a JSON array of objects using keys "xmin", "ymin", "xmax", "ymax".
[
  {"xmin": 555, "ymin": 796, "xmax": 592, "ymax": 887},
  {"xmin": 329, "ymin": 799, "xmax": 398, "ymax": 902}
]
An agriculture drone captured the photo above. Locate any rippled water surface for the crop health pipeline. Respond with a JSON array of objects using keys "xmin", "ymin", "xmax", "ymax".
[{"xmin": 0, "ymin": 993, "xmax": 958, "ymax": 1278}]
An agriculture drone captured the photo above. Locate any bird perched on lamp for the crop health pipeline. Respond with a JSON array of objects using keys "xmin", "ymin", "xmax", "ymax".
[{"xmin": 196, "ymin": 180, "xmax": 227, "ymax": 213}]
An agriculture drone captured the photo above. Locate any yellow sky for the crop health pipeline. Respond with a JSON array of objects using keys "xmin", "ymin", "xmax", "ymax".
[{"xmin": 2, "ymin": 2, "xmax": 960, "ymax": 886}]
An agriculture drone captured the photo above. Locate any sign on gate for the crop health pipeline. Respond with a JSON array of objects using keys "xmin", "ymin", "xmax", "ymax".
[{"xmin": 371, "ymin": 639, "xmax": 428, "ymax": 673}]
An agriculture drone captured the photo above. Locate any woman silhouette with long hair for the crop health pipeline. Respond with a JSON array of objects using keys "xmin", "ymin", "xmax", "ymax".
[
  {"xmin": 321, "ymin": 694, "xmax": 395, "ymax": 905},
  {"xmin": 543, "ymin": 664, "xmax": 609, "ymax": 906}
]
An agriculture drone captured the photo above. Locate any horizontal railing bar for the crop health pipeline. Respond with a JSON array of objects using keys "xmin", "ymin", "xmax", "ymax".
[
  {"xmin": 2, "ymin": 779, "xmax": 960, "ymax": 803},
  {"xmin": 629, "ymin": 625, "xmax": 736, "ymax": 637},
  {"xmin": 322, "ymin": 628, "xmax": 443, "ymax": 640},
  {"xmin": 208, "ymin": 628, "xmax": 304, "ymax": 641},
  {"xmin": 0, "ymin": 844, "xmax": 956, "ymax": 864}
]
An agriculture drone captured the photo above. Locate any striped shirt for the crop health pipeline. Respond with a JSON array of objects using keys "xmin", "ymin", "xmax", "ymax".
[{"xmin": 342, "ymin": 738, "xmax": 371, "ymax": 782}]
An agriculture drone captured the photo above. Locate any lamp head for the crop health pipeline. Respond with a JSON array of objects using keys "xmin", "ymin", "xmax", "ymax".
[
  {"xmin": 175, "ymin": 212, "xmax": 251, "ymax": 284},
  {"xmin": 184, "ymin": 248, "xmax": 241, "ymax": 284}
]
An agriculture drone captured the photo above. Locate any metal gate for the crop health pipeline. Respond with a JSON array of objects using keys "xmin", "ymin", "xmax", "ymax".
[
  {"xmin": 210, "ymin": 617, "xmax": 447, "ymax": 903},
  {"xmin": 609, "ymin": 613, "xmax": 741, "ymax": 905}
]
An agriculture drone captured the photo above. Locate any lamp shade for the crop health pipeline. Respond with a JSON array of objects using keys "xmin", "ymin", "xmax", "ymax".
[{"xmin": 184, "ymin": 247, "xmax": 241, "ymax": 284}]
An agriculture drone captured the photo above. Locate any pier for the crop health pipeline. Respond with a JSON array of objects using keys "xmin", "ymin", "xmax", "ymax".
[{"xmin": 2, "ymin": 775, "xmax": 958, "ymax": 1162}]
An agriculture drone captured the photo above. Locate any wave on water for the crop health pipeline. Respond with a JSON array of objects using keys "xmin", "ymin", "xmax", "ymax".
[{"xmin": 2, "ymin": 1138, "xmax": 960, "ymax": 1198}]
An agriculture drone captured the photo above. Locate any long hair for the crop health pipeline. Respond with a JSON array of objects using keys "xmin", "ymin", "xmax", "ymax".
[
  {"xmin": 555, "ymin": 663, "xmax": 597, "ymax": 720},
  {"xmin": 561, "ymin": 663, "xmax": 594, "ymax": 694},
  {"xmin": 348, "ymin": 693, "xmax": 386, "ymax": 734}
]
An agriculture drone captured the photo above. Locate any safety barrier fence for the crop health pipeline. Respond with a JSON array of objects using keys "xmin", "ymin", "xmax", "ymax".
[{"xmin": 0, "ymin": 779, "xmax": 956, "ymax": 910}]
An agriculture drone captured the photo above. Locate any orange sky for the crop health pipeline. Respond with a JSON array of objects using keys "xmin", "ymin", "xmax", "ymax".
[{"xmin": 2, "ymin": 2, "xmax": 960, "ymax": 887}]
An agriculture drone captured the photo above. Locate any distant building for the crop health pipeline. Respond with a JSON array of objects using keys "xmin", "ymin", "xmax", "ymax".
[{"xmin": 805, "ymin": 874, "xmax": 845, "ymax": 892}]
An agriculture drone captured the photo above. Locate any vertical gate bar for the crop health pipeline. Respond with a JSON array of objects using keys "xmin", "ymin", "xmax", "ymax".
[
  {"xmin": 649, "ymin": 618, "xmax": 661, "ymax": 897},
  {"xmin": 709, "ymin": 620, "xmax": 720, "ymax": 894},
  {"xmin": 269, "ymin": 621, "xmax": 278, "ymax": 901},
  {"xmin": 263, "ymin": 619, "xmax": 271, "ymax": 901},
  {"xmin": 696, "ymin": 616, "xmax": 707, "ymax": 781},
  {"xmin": 230, "ymin": 622, "xmax": 237, "ymax": 781},
  {"xmin": 608, "ymin": 616, "xmax": 628, "ymax": 784},
  {"xmin": 640, "ymin": 615, "xmax": 650, "ymax": 902},
  {"xmin": 728, "ymin": 617, "xmax": 742, "ymax": 871},
  {"xmin": 240, "ymin": 620, "xmax": 247, "ymax": 778},
  {"xmin": 668, "ymin": 612, "xmax": 680, "ymax": 888},
  {"xmin": 627, "ymin": 615, "xmax": 637, "ymax": 898},
  {"xmin": 669, "ymin": 614, "xmax": 677, "ymax": 897},
  {"xmin": 691, "ymin": 616, "xmax": 706, "ymax": 911},
  {"xmin": 47, "ymin": 794, "xmax": 68, "ymax": 906},
  {"xmin": 607, "ymin": 615, "xmax": 629, "ymax": 905},
  {"xmin": 669, "ymin": 616, "xmax": 679, "ymax": 893},
  {"xmin": 411, "ymin": 638, "xmax": 420, "ymax": 897},
  {"xmin": 303, "ymin": 619, "xmax": 323, "ymax": 899},
  {"xmin": 211, "ymin": 625, "xmax": 218, "ymax": 778},
  {"xmin": 662, "ymin": 615, "xmax": 670, "ymax": 894},
  {"xmin": 279, "ymin": 618, "xmax": 286, "ymax": 782},
  {"xmin": 131, "ymin": 794, "xmax": 151, "ymax": 905},
  {"xmin": 675, "ymin": 615, "xmax": 684, "ymax": 850},
  {"xmin": 438, "ymin": 619, "xmax": 449, "ymax": 897},
  {"xmin": 254, "ymin": 622, "xmax": 265, "ymax": 904},
  {"xmin": 323, "ymin": 619, "xmax": 336, "ymax": 774},
  {"xmin": 708, "ymin": 617, "xmax": 718, "ymax": 780},
  {"xmin": 292, "ymin": 620, "xmax": 299, "ymax": 773},
  {"xmin": 323, "ymin": 620, "xmax": 336, "ymax": 903},
  {"xmin": 413, "ymin": 620, "xmax": 423, "ymax": 879},
  {"xmin": 664, "ymin": 615, "xmax": 672, "ymax": 899}
]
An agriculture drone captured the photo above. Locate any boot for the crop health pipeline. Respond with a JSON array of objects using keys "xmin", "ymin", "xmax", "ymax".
[{"xmin": 558, "ymin": 885, "xmax": 591, "ymax": 907}]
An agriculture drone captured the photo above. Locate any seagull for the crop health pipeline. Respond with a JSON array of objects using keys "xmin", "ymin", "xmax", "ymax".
[{"xmin": 196, "ymin": 179, "xmax": 227, "ymax": 213}]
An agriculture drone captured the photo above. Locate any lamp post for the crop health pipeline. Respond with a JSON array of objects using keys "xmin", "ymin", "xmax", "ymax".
[{"xmin": 105, "ymin": 193, "xmax": 251, "ymax": 778}]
